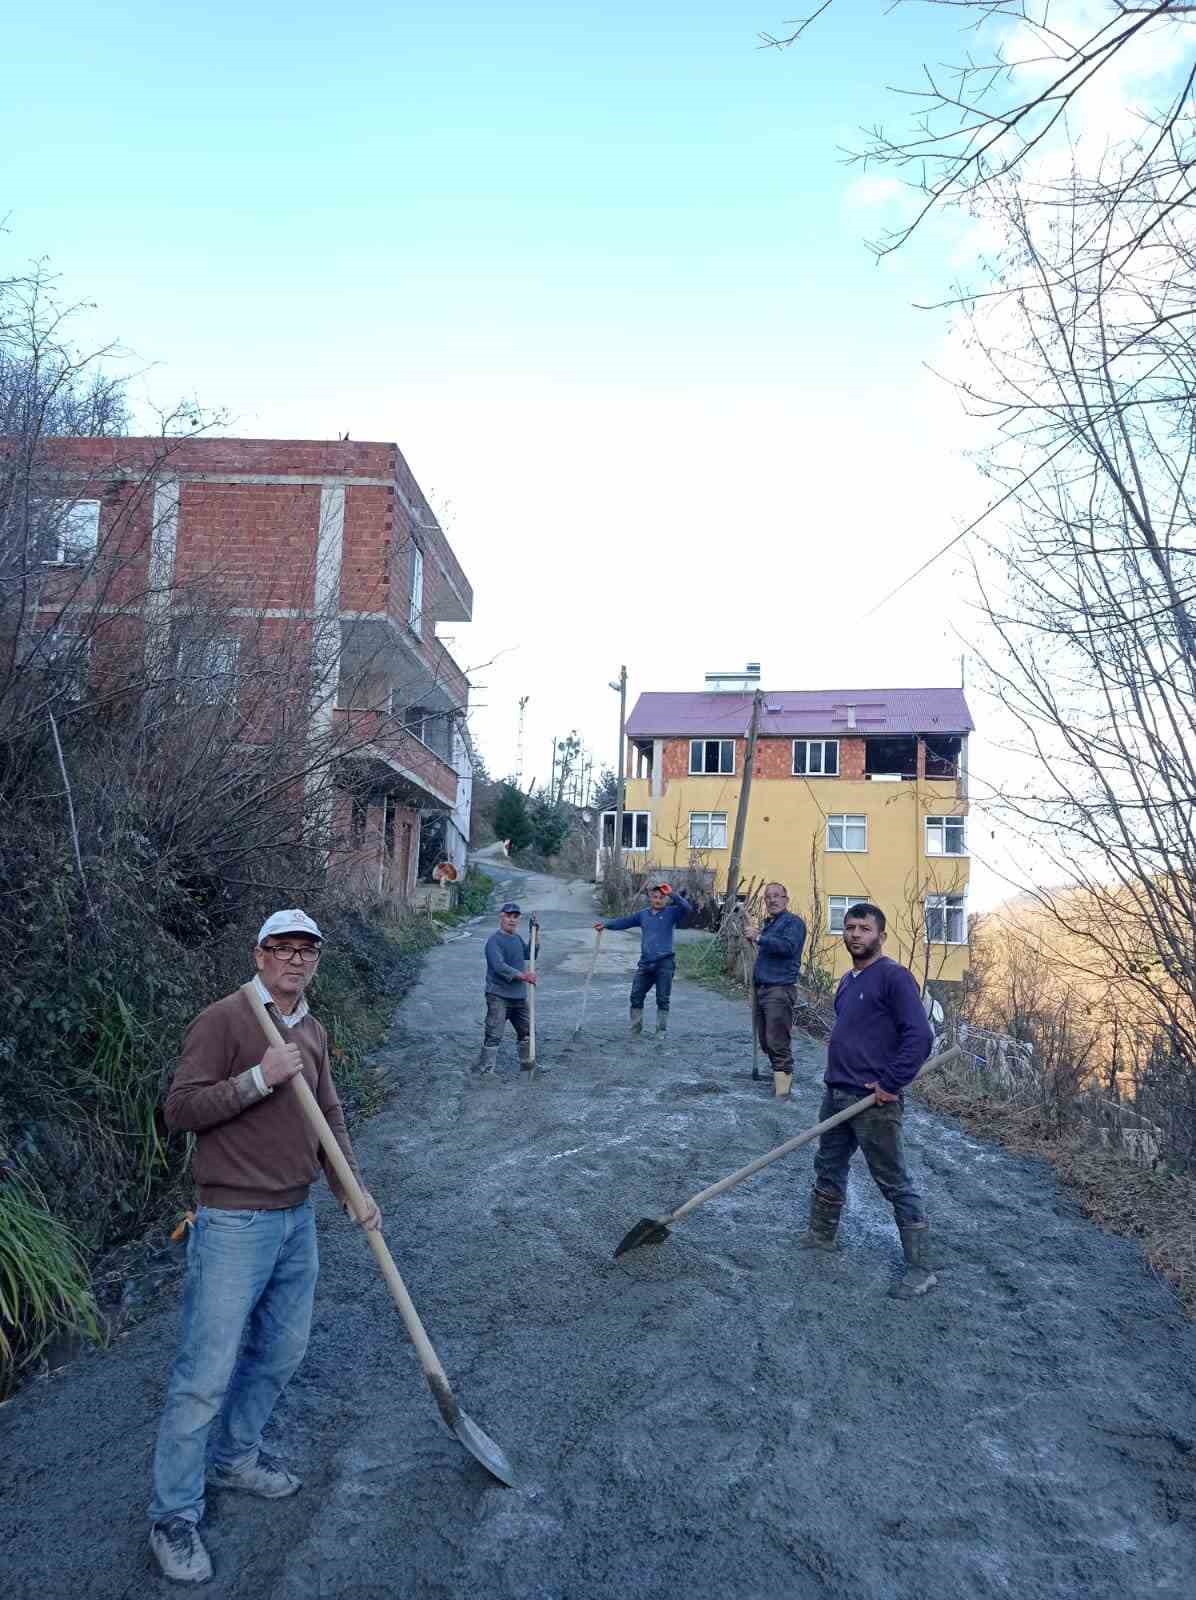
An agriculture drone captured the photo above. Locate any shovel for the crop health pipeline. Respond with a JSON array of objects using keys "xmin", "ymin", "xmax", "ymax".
[
  {"xmin": 572, "ymin": 928, "xmax": 603, "ymax": 1040},
  {"xmin": 242, "ymin": 982, "xmax": 516, "ymax": 1485},
  {"xmin": 614, "ymin": 1044, "xmax": 962, "ymax": 1257}
]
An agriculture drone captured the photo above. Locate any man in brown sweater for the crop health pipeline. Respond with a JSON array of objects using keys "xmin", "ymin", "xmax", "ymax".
[{"xmin": 148, "ymin": 909, "xmax": 379, "ymax": 1586}]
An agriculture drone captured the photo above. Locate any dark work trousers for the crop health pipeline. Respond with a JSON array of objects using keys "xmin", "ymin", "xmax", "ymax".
[
  {"xmin": 629, "ymin": 954, "xmax": 675, "ymax": 1013},
  {"xmin": 484, "ymin": 993, "xmax": 531, "ymax": 1047},
  {"xmin": 812, "ymin": 1087, "xmax": 926, "ymax": 1226},
  {"xmin": 753, "ymin": 983, "xmax": 795, "ymax": 1071}
]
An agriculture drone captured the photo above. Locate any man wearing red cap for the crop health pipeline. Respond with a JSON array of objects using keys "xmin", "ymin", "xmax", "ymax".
[
  {"xmin": 147, "ymin": 909, "xmax": 379, "ymax": 1585},
  {"xmin": 595, "ymin": 881, "xmax": 692, "ymax": 1037}
]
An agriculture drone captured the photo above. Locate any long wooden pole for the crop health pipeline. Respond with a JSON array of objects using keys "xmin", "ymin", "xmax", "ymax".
[
  {"xmin": 526, "ymin": 913, "xmax": 538, "ymax": 1067},
  {"xmin": 722, "ymin": 687, "xmax": 763, "ymax": 924},
  {"xmin": 240, "ymin": 982, "xmax": 515, "ymax": 1483},
  {"xmin": 574, "ymin": 927, "xmax": 603, "ymax": 1038},
  {"xmin": 612, "ymin": 665, "xmax": 627, "ymax": 876},
  {"xmin": 669, "ymin": 1045, "xmax": 962, "ymax": 1225}
]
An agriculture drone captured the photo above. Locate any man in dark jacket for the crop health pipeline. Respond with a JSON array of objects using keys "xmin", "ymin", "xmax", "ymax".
[
  {"xmin": 478, "ymin": 902, "xmax": 540, "ymax": 1074},
  {"xmin": 744, "ymin": 882, "xmax": 807, "ymax": 1098},
  {"xmin": 798, "ymin": 901, "xmax": 937, "ymax": 1298},
  {"xmin": 595, "ymin": 881, "xmax": 692, "ymax": 1036}
]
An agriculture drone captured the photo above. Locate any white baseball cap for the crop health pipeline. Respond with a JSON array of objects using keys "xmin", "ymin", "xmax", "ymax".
[{"xmin": 257, "ymin": 908, "xmax": 324, "ymax": 945}]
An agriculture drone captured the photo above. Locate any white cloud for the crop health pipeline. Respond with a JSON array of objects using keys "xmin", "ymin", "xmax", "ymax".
[{"xmin": 842, "ymin": 174, "xmax": 906, "ymax": 213}]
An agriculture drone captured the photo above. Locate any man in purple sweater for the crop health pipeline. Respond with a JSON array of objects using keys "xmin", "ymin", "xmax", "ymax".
[{"xmin": 799, "ymin": 901, "xmax": 937, "ymax": 1297}]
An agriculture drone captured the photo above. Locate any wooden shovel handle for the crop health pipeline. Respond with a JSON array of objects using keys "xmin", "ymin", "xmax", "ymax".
[
  {"xmin": 526, "ymin": 913, "xmax": 537, "ymax": 1059},
  {"xmin": 669, "ymin": 1043, "xmax": 963, "ymax": 1225},
  {"xmin": 240, "ymin": 982, "xmax": 450, "ymax": 1389}
]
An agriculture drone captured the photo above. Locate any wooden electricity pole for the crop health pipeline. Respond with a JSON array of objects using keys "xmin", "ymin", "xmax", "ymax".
[
  {"xmin": 611, "ymin": 665, "xmax": 627, "ymax": 875},
  {"xmin": 722, "ymin": 687, "xmax": 763, "ymax": 924}
]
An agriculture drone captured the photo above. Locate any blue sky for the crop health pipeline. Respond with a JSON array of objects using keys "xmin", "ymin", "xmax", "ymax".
[{"xmin": 4, "ymin": 0, "xmax": 1017, "ymax": 896}]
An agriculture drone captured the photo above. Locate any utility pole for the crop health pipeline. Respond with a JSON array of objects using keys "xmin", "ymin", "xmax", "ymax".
[
  {"xmin": 515, "ymin": 695, "xmax": 529, "ymax": 784},
  {"xmin": 722, "ymin": 687, "xmax": 763, "ymax": 924},
  {"xmin": 609, "ymin": 665, "xmax": 627, "ymax": 874}
]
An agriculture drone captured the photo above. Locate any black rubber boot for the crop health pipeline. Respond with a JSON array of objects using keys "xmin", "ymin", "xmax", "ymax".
[
  {"xmin": 473, "ymin": 1044, "xmax": 499, "ymax": 1077},
  {"xmin": 890, "ymin": 1223, "xmax": 938, "ymax": 1297},
  {"xmin": 630, "ymin": 1009, "xmax": 644, "ymax": 1037},
  {"xmin": 797, "ymin": 1190, "xmax": 843, "ymax": 1251},
  {"xmin": 655, "ymin": 1011, "xmax": 668, "ymax": 1036}
]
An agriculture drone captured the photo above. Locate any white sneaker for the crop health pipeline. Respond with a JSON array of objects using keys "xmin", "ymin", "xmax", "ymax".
[{"xmin": 149, "ymin": 1518, "xmax": 213, "ymax": 1584}]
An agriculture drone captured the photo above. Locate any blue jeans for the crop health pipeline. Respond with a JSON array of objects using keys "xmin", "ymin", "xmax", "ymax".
[
  {"xmin": 630, "ymin": 955, "xmax": 675, "ymax": 1013},
  {"xmin": 812, "ymin": 1087, "xmax": 926, "ymax": 1226},
  {"xmin": 149, "ymin": 1200, "xmax": 318, "ymax": 1525}
]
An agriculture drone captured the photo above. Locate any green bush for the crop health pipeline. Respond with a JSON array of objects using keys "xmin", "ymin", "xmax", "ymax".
[
  {"xmin": 493, "ymin": 784, "xmax": 533, "ymax": 852},
  {"xmin": 528, "ymin": 793, "xmax": 571, "ymax": 858},
  {"xmin": 457, "ymin": 867, "xmax": 493, "ymax": 917}
]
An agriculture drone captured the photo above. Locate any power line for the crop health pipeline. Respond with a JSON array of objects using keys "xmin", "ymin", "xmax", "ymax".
[{"xmin": 863, "ymin": 439, "xmax": 1071, "ymax": 619}]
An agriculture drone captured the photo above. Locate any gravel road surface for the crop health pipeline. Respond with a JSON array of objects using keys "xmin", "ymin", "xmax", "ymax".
[{"xmin": 3, "ymin": 862, "xmax": 1194, "ymax": 1600}]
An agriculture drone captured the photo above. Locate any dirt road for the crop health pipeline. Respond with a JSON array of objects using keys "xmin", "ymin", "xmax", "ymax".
[{"xmin": 3, "ymin": 862, "xmax": 1195, "ymax": 1599}]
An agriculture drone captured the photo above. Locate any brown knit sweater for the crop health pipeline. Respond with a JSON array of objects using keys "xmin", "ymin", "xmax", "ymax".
[{"xmin": 164, "ymin": 987, "xmax": 362, "ymax": 1211}]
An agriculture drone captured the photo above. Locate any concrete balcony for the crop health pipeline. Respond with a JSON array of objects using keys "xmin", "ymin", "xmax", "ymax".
[
  {"xmin": 339, "ymin": 616, "xmax": 469, "ymax": 717},
  {"xmin": 332, "ymin": 708, "xmax": 458, "ymax": 809}
]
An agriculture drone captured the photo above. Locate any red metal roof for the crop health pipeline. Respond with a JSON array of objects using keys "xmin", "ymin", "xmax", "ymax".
[{"xmin": 625, "ymin": 688, "xmax": 974, "ymax": 739}]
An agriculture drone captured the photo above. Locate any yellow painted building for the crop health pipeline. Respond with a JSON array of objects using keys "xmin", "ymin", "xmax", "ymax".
[{"xmin": 604, "ymin": 670, "xmax": 973, "ymax": 989}]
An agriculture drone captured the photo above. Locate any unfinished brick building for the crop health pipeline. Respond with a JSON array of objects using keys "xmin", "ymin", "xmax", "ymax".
[{"xmin": 24, "ymin": 435, "xmax": 474, "ymax": 902}]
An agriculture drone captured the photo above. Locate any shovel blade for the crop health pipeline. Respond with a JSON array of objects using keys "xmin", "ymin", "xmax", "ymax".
[
  {"xmin": 452, "ymin": 1409, "xmax": 518, "ymax": 1486},
  {"xmin": 426, "ymin": 1372, "xmax": 516, "ymax": 1485},
  {"xmin": 614, "ymin": 1216, "xmax": 672, "ymax": 1258}
]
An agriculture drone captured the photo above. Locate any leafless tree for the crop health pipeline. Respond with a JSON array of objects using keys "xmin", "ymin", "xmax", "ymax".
[
  {"xmin": 954, "ymin": 170, "xmax": 1196, "ymax": 1069},
  {"xmin": 765, "ymin": 2, "xmax": 1196, "ymax": 256}
]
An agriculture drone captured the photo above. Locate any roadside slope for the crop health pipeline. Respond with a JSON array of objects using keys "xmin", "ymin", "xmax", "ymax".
[{"xmin": 2, "ymin": 863, "xmax": 1194, "ymax": 1600}]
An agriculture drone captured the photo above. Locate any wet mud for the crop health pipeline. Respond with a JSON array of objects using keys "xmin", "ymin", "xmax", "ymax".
[{"xmin": 3, "ymin": 863, "xmax": 1195, "ymax": 1599}]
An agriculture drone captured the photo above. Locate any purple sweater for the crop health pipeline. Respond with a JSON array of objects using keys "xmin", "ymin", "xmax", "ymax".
[{"xmin": 826, "ymin": 956, "xmax": 934, "ymax": 1095}]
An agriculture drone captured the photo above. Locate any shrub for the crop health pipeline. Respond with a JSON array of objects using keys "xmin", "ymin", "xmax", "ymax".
[
  {"xmin": 456, "ymin": 867, "xmax": 493, "ymax": 917},
  {"xmin": 0, "ymin": 1167, "xmax": 101, "ymax": 1396}
]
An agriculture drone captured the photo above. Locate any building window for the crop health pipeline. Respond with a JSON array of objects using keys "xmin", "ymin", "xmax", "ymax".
[
  {"xmin": 602, "ymin": 810, "xmax": 650, "ymax": 851},
  {"xmin": 925, "ymin": 894, "xmax": 967, "ymax": 944},
  {"xmin": 689, "ymin": 811, "xmax": 728, "ymax": 849},
  {"xmin": 925, "ymin": 815, "xmax": 967, "ymax": 856},
  {"xmin": 793, "ymin": 739, "xmax": 839, "ymax": 777},
  {"xmin": 49, "ymin": 500, "xmax": 100, "ymax": 565},
  {"xmin": 689, "ymin": 739, "xmax": 735, "ymax": 775},
  {"xmin": 827, "ymin": 895, "xmax": 859, "ymax": 934},
  {"xmin": 827, "ymin": 813, "xmax": 867, "ymax": 852},
  {"xmin": 177, "ymin": 637, "xmax": 240, "ymax": 706},
  {"xmin": 35, "ymin": 630, "xmax": 89, "ymax": 703},
  {"xmin": 409, "ymin": 544, "xmax": 424, "ymax": 633}
]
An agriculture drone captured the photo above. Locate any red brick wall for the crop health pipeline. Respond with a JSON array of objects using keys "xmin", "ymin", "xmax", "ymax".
[
  {"xmin": 342, "ymin": 484, "xmax": 393, "ymax": 613},
  {"xmin": 174, "ymin": 482, "xmax": 322, "ymax": 610},
  {"xmin": 658, "ymin": 734, "xmax": 866, "ymax": 785},
  {"xmin": 839, "ymin": 738, "xmax": 865, "ymax": 779}
]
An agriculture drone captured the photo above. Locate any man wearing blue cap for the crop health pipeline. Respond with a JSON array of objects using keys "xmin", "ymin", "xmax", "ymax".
[{"xmin": 478, "ymin": 902, "xmax": 542, "ymax": 1075}]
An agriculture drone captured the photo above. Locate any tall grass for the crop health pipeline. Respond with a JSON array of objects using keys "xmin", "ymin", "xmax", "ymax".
[
  {"xmin": 0, "ymin": 1168, "xmax": 101, "ymax": 1395},
  {"xmin": 76, "ymin": 993, "xmax": 172, "ymax": 1210}
]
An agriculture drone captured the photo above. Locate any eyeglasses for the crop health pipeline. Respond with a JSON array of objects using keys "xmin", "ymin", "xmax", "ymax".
[{"xmin": 262, "ymin": 943, "xmax": 322, "ymax": 964}]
